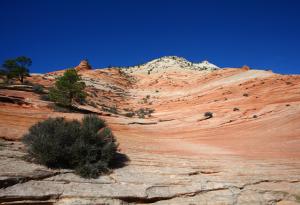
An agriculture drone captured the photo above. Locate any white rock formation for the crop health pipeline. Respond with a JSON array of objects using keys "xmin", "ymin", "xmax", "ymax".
[
  {"xmin": 193, "ymin": 60, "xmax": 219, "ymax": 70},
  {"xmin": 124, "ymin": 56, "xmax": 219, "ymax": 74}
]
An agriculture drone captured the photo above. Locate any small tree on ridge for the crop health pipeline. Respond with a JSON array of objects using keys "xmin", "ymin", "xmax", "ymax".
[
  {"xmin": 1, "ymin": 56, "xmax": 31, "ymax": 83},
  {"xmin": 49, "ymin": 69, "xmax": 86, "ymax": 107}
]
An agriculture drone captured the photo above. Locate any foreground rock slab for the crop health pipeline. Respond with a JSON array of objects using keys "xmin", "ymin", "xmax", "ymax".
[{"xmin": 0, "ymin": 141, "xmax": 299, "ymax": 205}]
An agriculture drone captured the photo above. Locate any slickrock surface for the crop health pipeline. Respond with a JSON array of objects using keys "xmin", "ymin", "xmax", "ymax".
[
  {"xmin": 0, "ymin": 56, "xmax": 300, "ymax": 204},
  {"xmin": 1, "ymin": 141, "xmax": 300, "ymax": 205}
]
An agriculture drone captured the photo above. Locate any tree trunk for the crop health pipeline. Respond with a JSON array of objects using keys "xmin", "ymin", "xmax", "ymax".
[{"xmin": 18, "ymin": 74, "xmax": 24, "ymax": 84}]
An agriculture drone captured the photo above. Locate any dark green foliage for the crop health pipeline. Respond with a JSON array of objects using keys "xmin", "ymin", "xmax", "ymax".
[
  {"xmin": 141, "ymin": 95, "xmax": 151, "ymax": 104},
  {"xmin": 102, "ymin": 106, "xmax": 118, "ymax": 114},
  {"xmin": 136, "ymin": 108, "xmax": 154, "ymax": 118},
  {"xmin": 75, "ymin": 162, "xmax": 107, "ymax": 178},
  {"xmin": 0, "ymin": 140, "xmax": 4, "ymax": 150},
  {"xmin": 204, "ymin": 112, "xmax": 213, "ymax": 119},
  {"xmin": 14, "ymin": 56, "xmax": 32, "ymax": 83},
  {"xmin": 81, "ymin": 114, "xmax": 106, "ymax": 132},
  {"xmin": 23, "ymin": 117, "xmax": 81, "ymax": 168},
  {"xmin": 233, "ymin": 107, "xmax": 239, "ymax": 111},
  {"xmin": 125, "ymin": 112, "xmax": 135, "ymax": 117},
  {"xmin": 51, "ymin": 104, "xmax": 73, "ymax": 113},
  {"xmin": 22, "ymin": 115, "xmax": 118, "ymax": 178},
  {"xmin": 88, "ymin": 101, "xmax": 98, "ymax": 108},
  {"xmin": 1, "ymin": 60, "xmax": 18, "ymax": 82},
  {"xmin": 1, "ymin": 56, "xmax": 31, "ymax": 83},
  {"xmin": 32, "ymin": 84, "xmax": 44, "ymax": 94},
  {"xmin": 49, "ymin": 69, "xmax": 86, "ymax": 107},
  {"xmin": 40, "ymin": 94, "xmax": 51, "ymax": 101}
]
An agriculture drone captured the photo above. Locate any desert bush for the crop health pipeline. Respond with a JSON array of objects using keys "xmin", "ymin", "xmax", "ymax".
[
  {"xmin": 32, "ymin": 84, "xmax": 44, "ymax": 94},
  {"xmin": 141, "ymin": 96, "xmax": 150, "ymax": 104},
  {"xmin": 243, "ymin": 93, "xmax": 249, "ymax": 97},
  {"xmin": 0, "ymin": 140, "xmax": 4, "ymax": 150},
  {"xmin": 204, "ymin": 112, "xmax": 213, "ymax": 119},
  {"xmin": 125, "ymin": 112, "xmax": 135, "ymax": 117},
  {"xmin": 123, "ymin": 108, "xmax": 133, "ymax": 112},
  {"xmin": 22, "ymin": 115, "xmax": 118, "ymax": 178},
  {"xmin": 136, "ymin": 108, "xmax": 154, "ymax": 118},
  {"xmin": 88, "ymin": 101, "xmax": 98, "ymax": 108},
  {"xmin": 51, "ymin": 104, "xmax": 73, "ymax": 113},
  {"xmin": 233, "ymin": 107, "xmax": 239, "ymax": 111},
  {"xmin": 102, "ymin": 106, "xmax": 118, "ymax": 114},
  {"xmin": 40, "ymin": 94, "xmax": 51, "ymax": 101}
]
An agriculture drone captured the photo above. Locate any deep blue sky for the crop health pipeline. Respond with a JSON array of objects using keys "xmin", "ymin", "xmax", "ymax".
[{"xmin": 1, "ymin": 0, "xmax": 300, "ymax": 74}]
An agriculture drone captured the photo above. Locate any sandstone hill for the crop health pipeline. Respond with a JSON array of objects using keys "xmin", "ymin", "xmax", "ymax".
[{"xmin": 0, "ymin": 56, "xmax": 300, "ymax": 204}]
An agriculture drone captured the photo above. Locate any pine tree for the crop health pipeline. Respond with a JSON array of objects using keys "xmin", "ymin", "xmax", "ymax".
[{"xmin": 49, "ymin": 69, "xmax": 86, "ymax": 107}]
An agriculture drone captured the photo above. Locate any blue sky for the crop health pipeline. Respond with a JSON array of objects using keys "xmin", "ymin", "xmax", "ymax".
[{"xmin": 0, "ymin": 0, "xmax": 300, "ymax": 74}]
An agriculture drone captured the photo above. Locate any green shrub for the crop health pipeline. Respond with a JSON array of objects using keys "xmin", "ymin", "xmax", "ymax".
[
  {"xmin": 51, "ymin": 104, "xmax": 73, "ymax": 113},
  {"xmin": 49, "ymin": 69, "xmax": 86, "ymax": 107},
  {"xmin": 136, "ymin": 108, "xmax": 154, "ymax": 118},
  {"xmin": 22, "ymin": 115, "xmax": 118, "ymax": 178},
  {"xmin": 40, "ymin": 94, "xmax": 50, "ymax": 101},
  {"xmin": 233, "ymin": 107, "xmax": 239, "ymax": 111},
  {"xmin": 102, "ymin": 106, "xmax": 118, "ymax": 114},
  {"xmin": 125, "ymin": 112, "xmax": 135, "ymax": 117},
  {"xmin": 0, "ymin": 140, "xmax": 5, "ymax": 150},
  {"xmin": 32, "ymin": 84, "xmax": 44, "ymax": 94},
  {"xmin": 88, "ymin": 101, "xmax": 98, "ymax": 108},
  {"xmin": 204, "ymin": 112, "xmax": 213, "ymax": 119}
]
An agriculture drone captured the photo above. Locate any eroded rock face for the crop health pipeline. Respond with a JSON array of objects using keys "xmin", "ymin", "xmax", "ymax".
[{"xmin": 75, "ymin": 59, "xmax": 92, "ymax": 71}]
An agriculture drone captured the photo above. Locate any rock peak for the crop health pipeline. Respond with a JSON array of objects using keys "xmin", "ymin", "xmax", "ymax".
[
  {"xmin": 75, "ymin": 59, "xmax": 92, "ymax": 71},
  {"xmin": 125, "ymin": 56, "xmax": 219, "ymax": 74}
]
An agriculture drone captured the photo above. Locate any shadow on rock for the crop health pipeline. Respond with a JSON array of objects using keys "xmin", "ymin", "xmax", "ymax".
[{"xmin": 109, "ymin": 152, "xmax": 130, "ymax": 169}]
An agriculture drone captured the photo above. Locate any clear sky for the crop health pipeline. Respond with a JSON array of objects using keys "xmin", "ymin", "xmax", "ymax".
[{"xmin": 0, "ymin": 0, "xmax": 300, "ymax": 74}]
